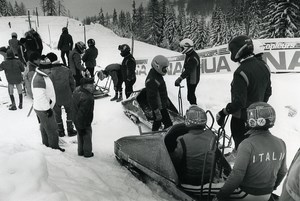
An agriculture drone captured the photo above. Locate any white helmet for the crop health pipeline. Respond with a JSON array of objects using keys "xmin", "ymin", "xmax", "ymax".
[
  {"xmin": 151, "ymin": 55, "xmax": 169, "ymax": 76},
  {"xmin": 253, "ymin": 40, "xmax": 265, "ymax": 55},
  {"xmin": 180, "ymin": 38, "xmax": 194, "ymax": 54}
]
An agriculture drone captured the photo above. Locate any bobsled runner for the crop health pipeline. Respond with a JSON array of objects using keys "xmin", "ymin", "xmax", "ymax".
[
  {"xmin": 93, "ymin": 71, "xmax": 112, "ymax": 99},
  {"xmin": 121, "ymin": 88, "xmax": 185, "ymax": 129},
  {"xmin": 114, "ymin": 123, "xmax": 233, "ymax": 201}
]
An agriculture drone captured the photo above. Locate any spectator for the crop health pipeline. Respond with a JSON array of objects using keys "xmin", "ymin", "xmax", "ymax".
[
  {"xmin": 69, "ymin": 41, "xmax": 87, "ymax": 86},
  {"xmin": 0, "ymin": 49, "xmax": 24, "ymax": 110},
  {"xmin": 82, "ymin": 38, "xmax": 98, "ymax": 77},
  {"xmin": 57, "ymin": 27, "xmax": 73, "ymax": 67},
  {"xmin": 8, "ymin": 32, "xmax": 19, "ymax": 56},
  {"xmin": 24, "ymin": 52, "xmax": 41, "ymax": 99},
  {"xmin": 24, "ymin": 28, "xmax": 43, "ymax": 59},
  {"xmin": 72, "ymin": 77, "xmax": 95, "ymax": 158},
  {"xmin": 46, "ymin": 52, "xmax": 77, "ymax": 137}
]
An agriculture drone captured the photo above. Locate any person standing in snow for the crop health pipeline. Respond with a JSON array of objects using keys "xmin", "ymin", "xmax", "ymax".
[
  {"xmin": 145, "ymin": 55, "xmax": 173, "ymax": 131},
  {"xmin": 216, "ymin": 35, "xmax": 272, "ymax": 150},
  {"xmin": 31, "ymin": 58, "xmax": 64, "ymax": 152},
  {"xmin": 69, "ymin": 41, "xmax": 88, "ymax": 86},
  {"xmin": 46, "ymin": 52, "xmax": 77, "ymax": 137},
  {"xmin": 118, "ymin": 44, "xmax": 136, "ymax": 100},
  {"xmin": 0, "ymin": 49, "xmax": 24, "ymax": 110},
  {"xmin": 82, "ymin": 38, "xmax": 98, "ymax": 77},
  {"xmin": 8, "ymin": 32, "xmax": 19, "ymax": 56},
  {"xmin": 24, "ymin": 52, "xmax": 41, "ymax": 99},
  {"xmin": 97, "ymin": 63, "xmax": 123, "ymax": 102},
  {"xmin": 24, "ymin": 28, "xmax": 43, "ymax": 59},
  {"xmin": 170, "ymin": 105, "xmax": 215, "ymax": 186},
  {"xmin": 57, "ymin": 27, "xmax": 73, "ymax": 67},
  {"xmin": 214, "ymin": 102, "xmax": 287, "ymax": 201},
  {"xmin": 174, "ymin": 38, "xmax": 200, "ymax": 105},
  {"xmin": 72, "ymin": 77, "xmax": 95, "ymax": 158},
  {"xmin": 279, "ymin": 148, "xmax": 300, "ymax": 201}
]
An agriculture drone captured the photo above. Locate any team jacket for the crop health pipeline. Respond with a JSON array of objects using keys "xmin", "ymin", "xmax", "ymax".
[
  {"xmin": 180, "ymin": 50, "xmax": 200, "ymax": 85},
  {"xmin": 217, "ymin": 130, "xmax": 287, "ymax": 199},
  {"xmin": 171, "ymin": 129, "xmax": 216, "ymax": 185},
  {"xmin": 69, "ymin": 49, "xmax": 85, "ymax": 76},
  {"xmin": 279, "ymin": 148, "xmax": 300, "ymax": 201},
  {"xmin": 31, "ymin": 68, "xmax": 56, "ymax": 111},
  {"xmin": 121, "ymin": 54, "xmax": 136, "ymax": 81},
  {"xmin": 226, "ymin": 56, "xmax": 272, "ymax": 119},
  {"xmin": 145, "ymin": 68, "xmax": 168, "ymax": 110},
  {"xmin": 57, "ymin": 32, "xmax": 73, "ymax": 51},
  {"xmin": 82, "ymin": 46, "xmax": 98, "ymax": 69},
  {"xmin": 72, "ymin": 86, "xmax": 94, "ymax": 129},
  {"xmin": 48, "ymin": 62, "xmax": 75, "ymax": 106},
  {"xmin": 0, "ymin": 57, "xmax": 24, "ymax": 84}
]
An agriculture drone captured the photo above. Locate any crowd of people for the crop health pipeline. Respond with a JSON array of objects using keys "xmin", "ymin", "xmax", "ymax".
[{"xmin": 0, "ymin": 27, "xmax": 299, "ymax": 200}]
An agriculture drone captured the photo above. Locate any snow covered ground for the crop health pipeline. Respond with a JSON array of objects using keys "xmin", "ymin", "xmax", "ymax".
[{"xmin": 0, "ymin": 16, "xmax": 299, "ymax": 201}]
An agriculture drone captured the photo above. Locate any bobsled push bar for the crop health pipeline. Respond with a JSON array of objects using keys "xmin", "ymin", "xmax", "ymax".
[{"xmin": 93, "ymin": 71, "xmax": 112, "ymax": 98}]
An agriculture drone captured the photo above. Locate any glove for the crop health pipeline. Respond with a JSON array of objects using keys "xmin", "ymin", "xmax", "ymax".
[
  {"xmin": 175, "ymin": 77, "xmax": 183, "ymax": 86},
  {"xmin": 216, "ymin": 109, "xmax": 226, "ymax": 126},
  {"xmin": 153, "ymin": 109, "xmax": 162, "ymax": 121},
  {"xmin": 46, "ymin": 108, "xmax": 53, "ymax": 118}
]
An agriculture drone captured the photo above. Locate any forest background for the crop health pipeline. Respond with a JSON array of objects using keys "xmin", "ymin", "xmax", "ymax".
[{"xmin": 1, "ymin": 0, "xmax": 300, "ymax": 52}]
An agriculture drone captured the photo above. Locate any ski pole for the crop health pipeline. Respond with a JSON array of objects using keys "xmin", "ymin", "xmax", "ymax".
[{"xmin": 27, "ymin": 104, "xmax": 33, "ymax": 117}]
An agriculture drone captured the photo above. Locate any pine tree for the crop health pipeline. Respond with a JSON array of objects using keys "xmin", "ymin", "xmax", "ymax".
[
  {"xmin": 112, "ymin": 9, "xmax": 118, "ymax": 26},
  {"xmin": 7, "ymin": 1, "xmax": 14, "ymax": 16},
  {"xmin": 136, "ymin": 3, "xmax": 146, "ymax": 41},
  {"xmin": 164, "ymin": 5, "xmax": 177, "ymax": 49},
  {"xmin": 99, "ymin": 8, "xmax": 105, "ymax": 25},
  {"xmin": 0, "ymin": 0, "xmax": 8, "ymax": 16},
  {"xmin": 132, "ymin": 0, "xmax": 139, "ymax": 37}
]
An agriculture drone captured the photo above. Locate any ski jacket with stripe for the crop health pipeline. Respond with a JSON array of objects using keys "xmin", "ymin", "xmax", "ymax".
[
  {"xmin": 145, "ymin": 68, "xmax": 168, "ymax": 110},
  {"xmin": 82, "ymin": 46, "xmax": 98, "ymax": 69},
  {"xmin": 217, "ymin": 130, "xmax": 287, "ymax": 199},
  {"xmin": 225, "ymin": 56, "xmax": 272, "ymax": 120},
  {"xmin": 48, "ymin": 62, "xmax": 75, "ymax": 106},
  {"xmin": 72, "ymin": 86, "xmax": 94, "ymax": 130},
  {"xmin": 121, "ymin": 53, "xmax": 136, "ymax": 82},
  {"xmin": 279, "ymin": 148, "xmax": 300, "ymax": 201},
  {"xmin": 31, "ymin": 68, "xmax": 56, "ymax": 111},
  {"xmin": 180, "ymin": 50, "xmax": 200, "ymax": 85}
]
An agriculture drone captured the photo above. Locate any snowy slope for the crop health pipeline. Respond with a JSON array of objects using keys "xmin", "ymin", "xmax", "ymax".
[{"xmin": 0, "ymin": 16, "xmax": 300, "ymax": 200}]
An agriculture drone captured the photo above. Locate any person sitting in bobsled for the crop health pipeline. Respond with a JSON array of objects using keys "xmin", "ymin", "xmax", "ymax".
[
  {"xmin": 97, "ymin": 63, "xmax": 123, "ymax": 102},
  {"xmin": 170, "ymin": 105, "xmax": 216, "ymax": 186}
]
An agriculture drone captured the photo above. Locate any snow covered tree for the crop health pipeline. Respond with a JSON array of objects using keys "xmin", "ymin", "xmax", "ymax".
[
  {"xmin": 132, "ymin": 0, "xmax": 139, "ymax": 37},
  {"xmin": 209, "ymin": 6, "xmax": 228, "ymax": 47},
  {"xmin": 57, "ymin": 0, "xmax": 67, "ymax": 16},
  {"xmin": 0, "ymin": 0, "xmax": 8, "ymax": 16},
  {"xmin": 163, "ymin": 5, "xmax": 177, "ymax": 49},
  {"xmin": 135, "ymin": 3, "xmax": 147, "ymax": 41},
  {"xmin": 112, "ymin": 9, "xmax": 118, "ymax": 26},
  {"xmin": 99, "ymin": 8, "xmax": 105, "ymax": 25},
  {"xmin": 40, "ymin": 0, "xmax": 56, "ymax": 16}
]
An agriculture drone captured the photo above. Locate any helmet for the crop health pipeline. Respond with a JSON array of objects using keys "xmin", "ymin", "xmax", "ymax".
[
  {"xmin": 46, "ymin": 52, "xmax": 58, "ymax": 63},
  {"xmin": 228, "ymin": 35, "xmax": 253, "ymax": 62},
  {"xmin": 252, "ymin": 40, "xmax": 264, "ymax": 55},
  {"xmin": 179, "ymin": 38, "xmax": 194, "ymax": 54},
  {"xmin": 87, "ymin": 38, "xmax": 95, "ymax": 47},
  {"xmin": 62, "ymin": 27, "xmax": 68, "ymax": 32},
  {"xmin": 247, "ymin": 102, "xmax": 276, "ymax": 129},
  {"xmin": 11, "ymin": 32, "xmax": 17, "ymax": 38},
  {"xmin": 97, "ymin": 70, "xmax": 107, "ymax": 81},
  {"xmin": 75, "ymin": 41, "xmax": 86, "ymax": 54},
  {"xmin": 184, "ymin": 105, "xmax": 207, "ymax": 129},
  {"xmin": 118, "ymin": 44, "xmax": 130, "ymax": 57},
  {"xmin": 151, "ymin": 55, "xmax": 169, "ymax": 76}
]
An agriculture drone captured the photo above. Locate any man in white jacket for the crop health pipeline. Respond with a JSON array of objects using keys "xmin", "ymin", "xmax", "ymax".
[{"xmin": 31, "ymin": 58, "xmax": 64, "ymax": 152}]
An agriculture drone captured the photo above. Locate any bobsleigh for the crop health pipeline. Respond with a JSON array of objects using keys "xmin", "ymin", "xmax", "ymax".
[
  {"xmin": 121, "ymin": 88, "xmax": 185, "ymax": 129},
  {"xmin": 93, "ymin": 71, "xmax": 112, "ymax": 99},
  {"xmin": 114, "ymin": 123, "xmax": 232, "ymax": 201}
]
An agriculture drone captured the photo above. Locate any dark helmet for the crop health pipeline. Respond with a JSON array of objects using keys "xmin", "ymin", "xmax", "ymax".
[
  {"xmin": 62, "ymin": 27, "xmax": 68, "ymax": 33},
  {"xmin": 75, "ymin": 41, "xmax": 86, "ymax": 54},
  {"xmin": 228, "ymin": 35, "xmax": 253, "ymax": 62},
  {"xmin": 184, "ymin": 105, "xmax": 207, "ymax": 129},
  {"xmin": 87, "ymin": 38, "xmax": 95, "ymax": 47},
  {"xmin": 151, "ymin": 55, "xmax": 169, "ymax": 76},
  {"xmin": 247, "ymin": 102, "xmax": 276, "ymax": 130},
  {"xmin": 46, "ymin": 52, "xmax": 58, "ymax": 63},
  {"xmin": 11, "ymin": 32, "xmax": 17, "ymax": 38},
  {"xmin": 118, "ymin": 44, "xmax": 130, "ymax": 57}
]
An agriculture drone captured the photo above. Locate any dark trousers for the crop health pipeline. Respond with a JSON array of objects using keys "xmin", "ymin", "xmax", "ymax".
[
  {"xmin": 87, "ymin": 67, "xmax": 95, "ymax": 78},
  {"xmin": 230, "ymin": 116, "xmax": 249, "ymax": 150},
  {"xmin": 61, "ymin": 50, "xmax": 70, "ymax": 67},
  {"xmin": 187, "ymin": 84, "xmax": 197, "ymax": 105},
  {"xmin": 35, "ymin": 110, "xmax": 59, "ymax": 149},
  {"xmin": 125, "ymin": 78, "xmax": 136, "ymax": 98},
  {"xmin": 152, "ymin": 108, "xmax": 173, "ymax": 131},
  {"xmin": 53, "ymin": 102, "xmax": 72, "ymax": 123},
  {"xmin": 74, "ymin": 69, "xmax": 83, "ymax": 87},
  {"xmin": 77, "ymin": 126, "xmax": 93, "ymax": 157}
]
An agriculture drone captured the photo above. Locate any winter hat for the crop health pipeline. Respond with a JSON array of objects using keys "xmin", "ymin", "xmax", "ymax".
[
  {"xmin": 11, "ymin": 32, "xmax": 17, "ymax": 38},
  {"xmin": 46, "ymin": 52, "xmax": 58, "ymax": 63},
  {"xmin": 39, "ymin": 58, "xmax": 52, "ymax": 69},
  {"xmin": 80, "ymin": 77, "xmax": 94, "ymax": 86},
  {"xmin": 6, "ymin": 49, "xmax": 15, "ymax": 59}
]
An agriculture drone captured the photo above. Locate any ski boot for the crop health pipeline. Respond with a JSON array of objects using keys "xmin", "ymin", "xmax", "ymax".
[
  {"xmin": 110, "ymin": 91, "xmax": 118, "ymax": 101},
  {"xmin": 116, "ymin": 92, "xmax": 123, "ymax": 102},
  {"xmin": 18, "ymin": 94, "xmax": 23, "ymax": 109},
  {"xmin": 67, "ymin": 120, "xmax": 77, "ymax": 137},
  {"xmin": 57, "ymin": 122, "xmax": 66, "ymax": 137},
  {"xmin": 9, "ymin": 95, "xmax": 17, "ymax": 110}
]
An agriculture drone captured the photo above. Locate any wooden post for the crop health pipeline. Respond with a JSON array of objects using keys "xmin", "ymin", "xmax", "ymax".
[
  {"xmin": 48, "ymin": 25, "xmax": 52, "ymax": 49},
  {"xmin": 131, "ymin": 34, "xmax": 134, "ymax": 55},
  {"xmin": 83, "ymin": 24, "xmax": 86, "ymax": 44},
  {"xmin": 36, "ymin": 7, "xmax": 39, "ymax": 27},
  {"xmin": 27, "ymin": 10, "xmax": 32, "ymax": 29}
]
